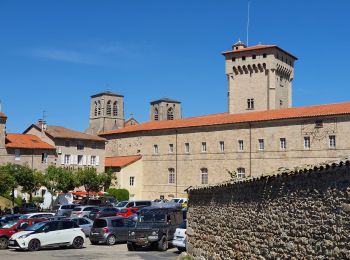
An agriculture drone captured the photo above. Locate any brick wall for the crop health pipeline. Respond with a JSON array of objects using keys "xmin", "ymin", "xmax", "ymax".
[{"xmin": 187, "ymin": 161, "xmax": 350, "ymax": 259}]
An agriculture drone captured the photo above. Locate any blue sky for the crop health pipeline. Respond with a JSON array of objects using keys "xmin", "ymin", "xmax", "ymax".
[{"xmin": 1, "ymin": 0, "xmax": 350, "ymax": 133}]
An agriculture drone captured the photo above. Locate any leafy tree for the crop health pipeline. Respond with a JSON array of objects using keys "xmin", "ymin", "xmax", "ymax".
[
  {"xmin": 101, "ymin": 169, "xmax": 114, "ymax": 191},
  {"xmin": 75, "ymin": 168, "xmax": 104, "ymax": 195},
  {"xmin": 0, "ymin": 165, "xmax": 16, "ymax": 195}
]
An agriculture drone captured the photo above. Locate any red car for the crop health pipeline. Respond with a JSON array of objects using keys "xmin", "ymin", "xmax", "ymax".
[
  {"xmin": 116, "ymin": 207, "xmax": 140, "ymax": 218},
  {"xmin": 0, "ymin": 218, "xmax": 46, "ymax": 249}
]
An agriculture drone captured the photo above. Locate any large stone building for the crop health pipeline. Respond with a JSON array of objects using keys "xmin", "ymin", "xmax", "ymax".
[{"xmin": 98, "ymin": 42, "xmax": 350, "ymax": 200}]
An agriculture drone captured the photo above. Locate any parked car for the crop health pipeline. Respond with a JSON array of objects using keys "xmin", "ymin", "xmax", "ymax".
[
  {"xmin": 80, "ymin": 196, "xmax": 117, "ymax": 207},
  {"xmin": 19, "ymin": 213, "xmax": 55, "ymax": 219},
  {"xmin": 71, "ymin": 206, "xmax": 98, "ymax": 218},
  {"xmin": 116, "ymin": 200, "xmax": 152, "ymax": 209},
  {"xmin": 8, "ymin": 220, "xmax": 85, "ymax": 251},
  {"xmin": 169, "ymin": 198, "xmax": 188, "ymax": 208},
  {"xmin": 172, "ymin": 220, "xmax": 186, "ymax": 252},
  {"xmin": 18, "ymin": 203, "xmax": 39, "ymax": 214},
  {"xmin": 0, "ymin": 215, "xmax": 22, "ymax": 227},
  {"xmin": 88, "ymin": 207, "xmax": 119, "ymax": 220},
  {"xmin": 67, "ymin": 217, "xmax": 93, "ymax": 237},
  {"xmin": 116, "ymin": 208, "xmax": 140, "ymax": 218},
  {"xmin": 89, "ymin": 216, "xmax": 133, "ymax": 245},
  {"xmin": 127, "ymin": 206, "xmax": 184, "ymax": 251},
  {"xmin": 0, "ymin": 218, "xmax": 46, "ymax": 249},
  {"xmin": 56, "ymin": 204, "xmax": 81, "ymax": 217}
]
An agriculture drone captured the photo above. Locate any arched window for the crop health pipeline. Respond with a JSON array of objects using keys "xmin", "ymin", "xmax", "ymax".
[
  {"xmin": 106, "ymin": 100, "xmax": 112, "ymax": 116},
  {"xmin": 113, "ymin": 101, "xmax": 118, "ymax": 116},
  {"xmin": 167, "ymin": 107, "xmax": 174, "ymax": 120},
  {"xmin": 154, "ymin": 108, "xmax": 159, "ymax": 121},
  {"xmin": 97, "ymin": 101, "xmax": 101, "ymax": 116},
  {"xmin": 200, "ymin": 168, "xmax": 208, "ymax": 185},
  {"xmin": 168, "ymin": 168, "xmax": 175, "ymax": 184},
  {"xmin": 237, "ymin": 167, "xmax": 245, "ymax": 178},
  {"xmin": 94, "ymin": 101, "xmax": 98, "ymax": 116}
]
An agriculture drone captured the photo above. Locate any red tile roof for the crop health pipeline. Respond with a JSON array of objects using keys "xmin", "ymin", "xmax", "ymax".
[
  {"xmin": 24, "ymin": 124, "xmax": 106, "ymax": 141},
  {"xmin": 105, "ymin": 155, "xmax": 142, "ymax": 168},
  {"xmin": 0, "ymin": 112, "xmax": 7, "ymax": 119},
  {"xmin": 222, "ymin": 44, "xmax": 298, "ymax": 60},
  {"xmin": 6, "ymin": 134, "xmax": 56, "ymax": 150},
  {"xmin": 100, "ymin": 102, "xmax": 350, "ymax": 136}
]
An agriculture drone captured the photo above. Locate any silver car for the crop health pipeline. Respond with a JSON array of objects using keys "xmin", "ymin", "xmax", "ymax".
[
  {"xmin": 56, "ymin": 204, "xmax": 80, "ymax": 217},
  {"xmin": 71, "ymin": 206, "xmax": 98, "ymax": 218},
  {"xmin": 68, "ymin": 217, "xmax": 94, "ymax": 236}
]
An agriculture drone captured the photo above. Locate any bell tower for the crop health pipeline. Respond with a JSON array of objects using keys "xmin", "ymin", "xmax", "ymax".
[
  {"xmin": 150, "ymin": 98, "xmax": 182, "ymax": 121},
  {"xmin": 86, "ymin": 91, "xmax": 124, "ymax": 135},
  {"xmin": 222, "ymin": 40, "xmax": 297, "ymax": 114}
]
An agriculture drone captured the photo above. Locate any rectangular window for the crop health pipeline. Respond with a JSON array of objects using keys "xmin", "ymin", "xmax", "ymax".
[
  {"xmin": 201, "ymin": 168, "xmax": 208, "ymax": 185},
  {"xmin": 280, "ymin": 138, "xmax": 286, "ymax": 150},
  {"xmin": 232, "ymin": 57, "xmax": 235, "ymax": 62},
  {"xmin": 247, "ymin": 98, "xmax": 254, "ymax": 110},
  {"xmin": 263, "ymin": 53, "xmax": 267, "ymax": 58},
  {"xmin": 77, "ymin": 155, "xmax": 83, "ymax": 165},
  {"xmin": 258, "ymin": 139, "xmax": 264, "ymax": 150},
  {"xmin": 304, "ymin": 136, "xmax": 310, "ymax": 150},
  {"xmin": 90, "ymin": 155, "xmax": 96, "ymax": 165},
  {"xmin": 238, "ymin": 140, "xmax": 244, "ymax": 151},
  {"xmin": 153, "ymin": 145, "xmax": 159, "ymax": 154},
  {"xmin": 129, "ymin": 176, "xmax": 135, "ymax": 187},
  {"xmin": 242, "ymin": 56, "xmax": 246, "ymax": 61},
  {"xmin": 91, "ymin": 142, "xmax": 97, "ymax": 149},
  {"xmin": 77, "ymin": 141, "xmax": 84, "ymax": 150},
  {"xmin": 64, "ymin": 154, "xmax": 71, "ymax": 165},
  {"xmin": 252, "ymin": 54, "xmax": 256, "ymax": 59},
  {"xmin": 237, "ymin": 168, "xmax": 246, "ymax": 178},
  {"xmin": 219, "ymin": 141, "xmax": 224, "ymax": 153},
  {"xmin": 280, "ymin": 100, "xmax": 283, "ymax": 106},
  {"xmin": 41, "ymin": 153, "xmax": 48, "ymax": 164},
  {"xmin": 168, "ymin": 168, "xmax": 175, "ymax": 184},
  {"xmin": 201, "ymin": 142, "xmax": 207, "ymax": 152},
  {"xmin": 315, "ymin": 120, "xmax": 323, "ymax": 128},
  {"xmin": 329, "ymin": 135, "xmax": 336, "ymax": 149},
  {"xmin": 185, "ymin": 143, "xmax": 190, "ymax": 153},
  {"xmin": 65, "ymin": 140, "xmax": 70, "ymax": 147},
  {"xmin": 15, "ymin": 149, "xmax": 20, "ymax": 160},
  {"xmin": 169, "ymin": 144, "xmax": 174, "ymax": 153}
]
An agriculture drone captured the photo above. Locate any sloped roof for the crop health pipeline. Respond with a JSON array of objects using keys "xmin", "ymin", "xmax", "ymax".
[
  {"xmin": 0, "ymin": 112, "xmax": 7, "ymax": 119},
  {"xmin": 6, "ymin": 133, "xmax": 55, "ymax": 150},
  {"xmin": 25, "ymin": 124, "xmax": 106, "ymax": 141},
  {"xmin": 150, "ymin": 98, "xmax": 181, "ymax": 104},
  {"xmin": 105, "ymin": 155, "xmax": 142, "ymax": 168},
  {"xmin": 100, "ymin": 102, "xmax": 350, "ymax": 136},
  {"xmin": 91, "ymin": 91, "xmax": 124, "ymax": 98},
  {"xmin": 222, "ymin": 44, "xmax": 298, "ymax": 60}
]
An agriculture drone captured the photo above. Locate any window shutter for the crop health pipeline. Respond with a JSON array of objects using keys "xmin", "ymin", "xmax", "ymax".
[
  {"xmin": 61, "ymin": 154, "xmax": 65, "ymax": 165},
  {"xmin": 83, "ymin": 155, "xmax": 87, "ymax": 165},
  {"xmin": 96, "ymin": 156, "xmax": 100, "ymax": 166},
  {"xmin": 74, "ymin": 155, "xmax": 78, "ymax": 165},
  {"xmin": 86, "ymin": 155, "xmax": 91, "ymax": 166}
]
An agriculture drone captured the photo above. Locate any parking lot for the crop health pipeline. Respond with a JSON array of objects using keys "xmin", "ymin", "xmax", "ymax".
[{"xmin": 2, "ymin": 242, "xmax": 181, "ymax": 260}]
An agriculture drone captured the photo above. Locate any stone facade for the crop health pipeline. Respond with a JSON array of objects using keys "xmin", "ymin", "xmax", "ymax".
[
  {"xmin": 187, "ymin": 161, "xmax": 350, "ymax": 259},
  {"xmin": 150, "ymin": 98, "xmax": 182, "ymax": 121},
  {"xmin": 86, "ymin": 91, "xmax": 125, "ymax": 135}
]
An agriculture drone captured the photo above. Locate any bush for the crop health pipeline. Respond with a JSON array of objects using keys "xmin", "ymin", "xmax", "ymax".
[
  {"xmin": 106, "ymin": 188, "xmax": 129, "ymax": 201},
  {"xmin": 2, "ymin": 193, "xmax": 22, "ymax": 206},
  {"xmin": 32, "ymin": 196, "xmax": 44, "ymax": 204}
]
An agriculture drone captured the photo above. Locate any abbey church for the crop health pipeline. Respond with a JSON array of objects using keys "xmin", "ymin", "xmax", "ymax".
[{"xmin": 87, "ymin": 41, "xmax": 350, "ymax": 200}]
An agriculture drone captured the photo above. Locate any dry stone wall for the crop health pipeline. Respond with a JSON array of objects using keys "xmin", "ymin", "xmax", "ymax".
[{"xmin": 187, "ymin": 161, "xmax": 350, "ymax": 259}]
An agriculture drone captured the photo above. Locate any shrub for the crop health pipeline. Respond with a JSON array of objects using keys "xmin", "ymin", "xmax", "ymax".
[
  {"xmin": 32, "ymin": 196, "xmax": 44, "ymax": 204},
  {"xmin": 106, "ymin": 188, "xmax": 129, "ymax": 201}
]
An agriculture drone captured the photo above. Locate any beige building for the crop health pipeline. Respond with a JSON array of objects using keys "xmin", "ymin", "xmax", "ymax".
[
  {"xmin": 98, "ymin": 42, "xmax": 350, "ymax": 200},
  {"xmin": 24, "ymin": 121, "xmax": 106, "ymax": 172}
]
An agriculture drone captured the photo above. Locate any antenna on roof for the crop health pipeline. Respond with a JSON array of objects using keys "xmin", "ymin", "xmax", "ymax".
[{"xmin": 246, "ymin": 1, "xmax": 250, "ymax": 46}]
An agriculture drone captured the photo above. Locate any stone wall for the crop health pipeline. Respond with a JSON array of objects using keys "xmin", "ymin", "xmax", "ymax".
[{"xmin": 187, "ymin": 161, "xmax": 350, "ymax": 259}]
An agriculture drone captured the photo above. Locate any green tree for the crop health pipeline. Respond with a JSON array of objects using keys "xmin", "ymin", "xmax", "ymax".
[
  {"xmin": 75, "ymin": 168, "xmax": 104, "ymax": 196},
  {"xmin": 0, "ymin": 165, "xmax": 16, "ymax": 195},
  {"xmin": 101, "ymin": 169, "xmax": 114, "ymax": 191},
  {"xmin": 106, "ymin": 188, "xmax": 129, "ymax": 201}
]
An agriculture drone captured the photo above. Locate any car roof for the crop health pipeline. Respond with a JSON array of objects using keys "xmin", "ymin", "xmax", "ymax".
[{"xmin": 99, "ymin": 216, "xmax": 124, "ymax": 220}]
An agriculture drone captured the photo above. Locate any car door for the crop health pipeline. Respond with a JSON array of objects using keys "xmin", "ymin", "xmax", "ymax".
[
  {"xmin": 39, "ymin": 221, "xmax": 60, "ymax": 247},
  {"xmin": 78, "ymin": 218, "xmax": 92, "ymax": 235},
  {"xmin": 112, "ymin": 218, "xmax": 128, "ymax": 241},
  {"xmin": 58, "ymin": 221, "xmax": 75, "ymax": 243}
]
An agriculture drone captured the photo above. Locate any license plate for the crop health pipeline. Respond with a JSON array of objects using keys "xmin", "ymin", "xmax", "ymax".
[
  {"xmin": 148, "ymin": 236, "xmax": 158, "ymax": 240},
  {"xmin": 9, "ymin": 241, "xmax": 14, "ymax": 245},
  {"xmin": 91, "ymin": 232, "xmax": 99, "ymax": 235}
]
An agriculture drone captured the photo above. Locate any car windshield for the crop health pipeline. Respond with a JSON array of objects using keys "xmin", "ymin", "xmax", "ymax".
[
  {"xmin": 19, "ymin": 215, "xmax": 30, "ymax": 220},
  {"xmin": 171, "ymin": 199, "xmax": 180, "ymax": 203},
  {"xmin": 116, "ymin": 201, "xmax": 128, "ymax": 207},
  {"xmin": 139, "ymin": 212, "xmax": 166, "ymax": 223},
  {"xmin": 25, "ymin": 222, "xmax": 46, "ymax": 231},
  {"xmin": 0, "ymin": 221, "xmax": 17, "ymax": 229},
  {"xmin": 73, "ymin": 208, "xmax": 82, "ymax": 211}
]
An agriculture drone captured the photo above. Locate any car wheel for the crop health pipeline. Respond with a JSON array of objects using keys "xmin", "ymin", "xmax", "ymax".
[
  {"xmin": 28, "ymin": 239, "xmax": 41, "ymax": 251},
  {"xmin": 106, "ymin": 235, "xmax": 116, "ymax": 246},
  {"xmin": 72, "ymin": 236, "xmax": 84, "ymax": 249},
  {"xmin": 157, "ymin": 235, "xmax": 168, "ymax": 251},
  {"xmin": 127, "ymin": 242, "xmax": 135, "ymax": 251},
  {"xmin": 0, "ymin": 237, "xmax": 9, "ymax": 249}
]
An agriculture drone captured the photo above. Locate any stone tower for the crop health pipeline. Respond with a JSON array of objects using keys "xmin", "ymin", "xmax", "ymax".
[
  {"xmin": 86, "ymin": 91, "xmax": 124, "ymax": 135},
  {"xmin": 150, "ymin": 98, "xmax": 182, "ymax": 121},
  {"xmin": 222, "ymin": 40, "xmax": 297, "ymax": 114}
]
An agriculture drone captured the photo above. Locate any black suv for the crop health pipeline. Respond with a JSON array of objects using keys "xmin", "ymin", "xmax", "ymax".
[{"xmin": 127, "ymin": 206, "xmax": 183, "ymax": 251}]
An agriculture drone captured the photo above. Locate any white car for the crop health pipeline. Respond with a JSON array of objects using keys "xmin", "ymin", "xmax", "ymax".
[
  {"xmin": 19, "ymin": 213, "xmax": 55, "ymax": 219},
  {"xmin": 8, "ymin": 220, "xmax": 85, "ymax": 251},
  {"xmin": 172, "ymin": 221, "xmax": 186, "ymax": 252}
]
